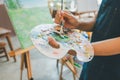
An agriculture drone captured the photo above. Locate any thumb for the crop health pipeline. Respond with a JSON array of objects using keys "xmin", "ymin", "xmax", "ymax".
[{"xmin": 62, "ymin": 11, "xmax": 74, "ymax": 19}]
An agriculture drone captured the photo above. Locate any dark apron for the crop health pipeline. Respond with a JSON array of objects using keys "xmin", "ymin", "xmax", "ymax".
[{"xmin": 80, "ymin": 0, "xmax": 120, "ymax": 80}]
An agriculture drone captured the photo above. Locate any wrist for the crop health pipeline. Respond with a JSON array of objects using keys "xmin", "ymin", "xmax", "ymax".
[{"xmin": 75, "ymin": 20, "xmax": 81, "ymax": 29}]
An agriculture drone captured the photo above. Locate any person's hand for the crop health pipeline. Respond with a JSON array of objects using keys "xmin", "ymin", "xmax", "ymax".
[
  {"xmin": 54, "ymin": 11, "xmax": 79, "ymax": 29},
  {"xmin": 67, "ymin": 49, "xmax": 76, "ymax": 56}
]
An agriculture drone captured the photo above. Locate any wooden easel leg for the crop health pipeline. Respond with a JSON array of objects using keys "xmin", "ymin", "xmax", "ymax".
[
  {"xmin": 56, "ymin": 59, "xmax": 59, "ymax": 74},
  {"xmin": 59, "ymin": 59, "xmax": 66, "ymax": 80},
  {"xmin": 20, "ymin": 52, "xmax": 33, "ymax": 80},
  {"xmin": 25, "ymin": 51, "xmax": 33, "ymax": 80},
  {"xmin": 13, "ymin": 56, "xmax": 17, "ymax": 62},
  {"xmin": 9, "ymin": 51, "xmax": 16, "ymax": 62},
  {"xmin": 73, "ymin": 73, "xmax": 76, "ymax": 80},
  {"xmin": 20, "ymin": 54, "xmax": 25, "ymax": 80},
  {"xmin": 59, "ymin": 63, "xmax": 63, "ymax": 80}
]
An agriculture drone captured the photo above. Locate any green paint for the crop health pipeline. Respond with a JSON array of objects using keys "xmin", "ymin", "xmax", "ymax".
[{"xmin": 74, "ymin": 63, "xmax": 81, "ymax": 68}]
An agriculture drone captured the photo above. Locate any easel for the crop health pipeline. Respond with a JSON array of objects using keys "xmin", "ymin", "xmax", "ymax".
[
  {"xmin": 58, "ymin": 56, "xmax": 78, "ymax": 80},
  {"xmin": 9, "ymin": 46, "xmax": 35, "ymax": 80}
]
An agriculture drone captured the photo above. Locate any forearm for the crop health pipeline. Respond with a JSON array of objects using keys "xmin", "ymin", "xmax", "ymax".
[
  {"xmin": 92, "ymin": 37, "xmax": 120, "ymax": 56},
  {"xmin": 77, "ymin": 17, "xmax": 96, "ymax": 31},
  {"xmin": 77, "ymin": 11, "xmax": 98, "ymax": 31}
]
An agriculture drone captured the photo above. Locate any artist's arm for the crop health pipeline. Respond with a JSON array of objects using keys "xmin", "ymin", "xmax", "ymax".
[
  {"xmin": 76, "ymin": 16, "xmax": 96, "ymax": 31},
  {"xmin": 92, "ymin": 37, "xmax": 120, "ymax": 56},
  {"xmin": 55, "ymin": 11, "xmax": 97, "ymax": 31}
]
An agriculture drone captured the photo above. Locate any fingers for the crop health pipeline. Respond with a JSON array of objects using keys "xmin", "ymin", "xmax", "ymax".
[
  {"xmin": 62, "ymin": 11, "xmax": 74, "ymax": 19},
  {"xmin": 54, "ymin": 10, "xmax": 62, "ymax": 24},
  {"xmin": 54, "ymin": 11, "xmax": 72, "ymax": 24},
  {"xmin": 67, "ymin": 49, "xmax": 77, "ymax": 56},
  {"xmin": 54, "ymin": 10, "xmax": 77, "ymax": 29},
  {"xmin": 64, "ymin": 23, "xmax": 75, "ymax": 29}
]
